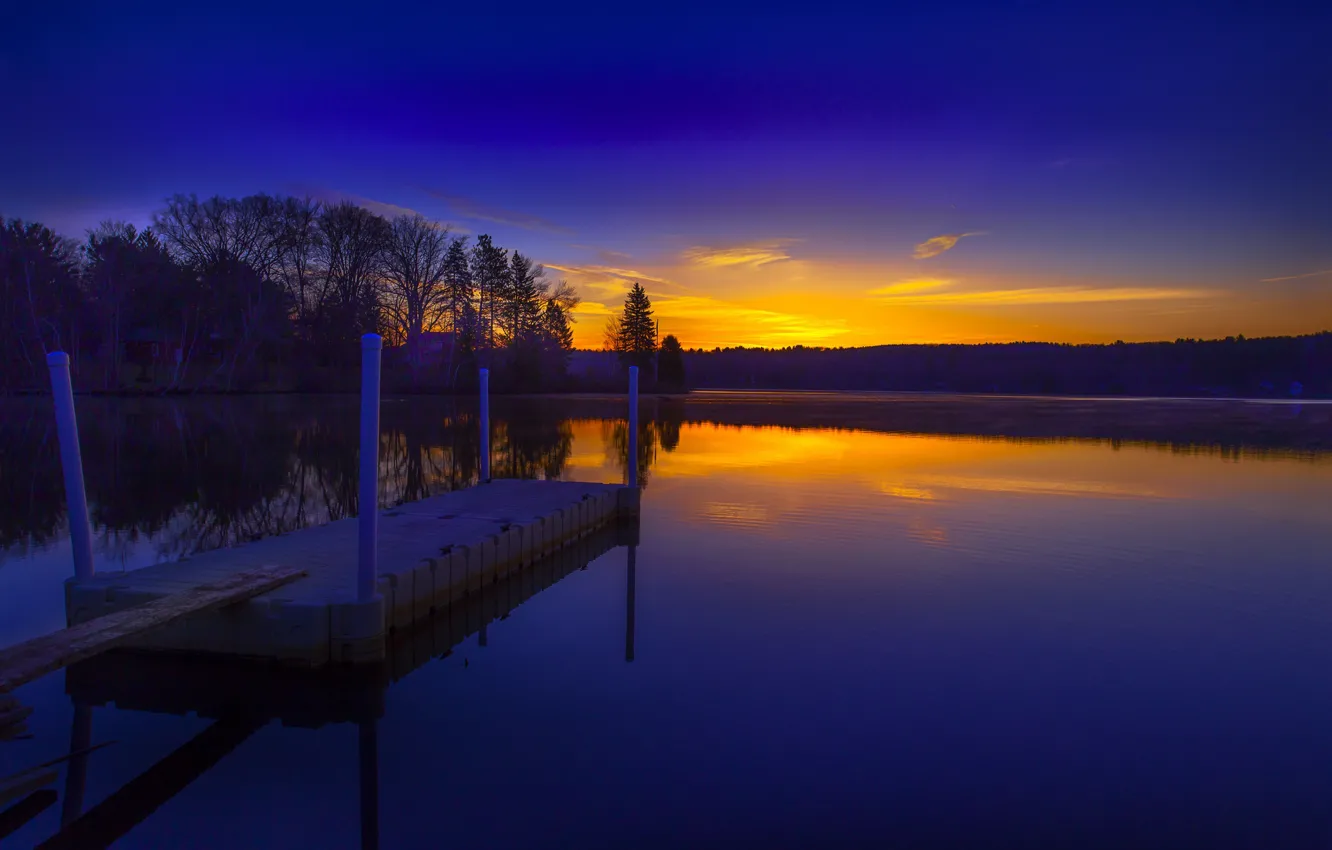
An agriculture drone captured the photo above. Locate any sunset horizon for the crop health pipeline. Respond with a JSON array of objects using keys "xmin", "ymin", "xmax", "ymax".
[{"xmin": 5, "ymin": 5, "xmax": 1326, "ymax": 352}]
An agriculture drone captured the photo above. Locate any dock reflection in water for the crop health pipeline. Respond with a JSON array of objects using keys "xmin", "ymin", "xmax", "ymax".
[
  {"xmin": 4, "ymin": 392, "xmax": 1332, "ymax": 847},
  {"xmin": 39, "ymin": 526, "xmax": 637, "ymax": 850}
]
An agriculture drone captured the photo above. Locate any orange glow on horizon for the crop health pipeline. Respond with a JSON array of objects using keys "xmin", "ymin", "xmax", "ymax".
[{"xmin": 559, "ymin": 253, "xmax": 1332, "ymax": 350}]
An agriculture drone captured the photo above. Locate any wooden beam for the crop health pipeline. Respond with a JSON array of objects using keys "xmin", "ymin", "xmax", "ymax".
[{"xmin": 0, "ymin": 566, "xmax": 307, "ymax": 693}]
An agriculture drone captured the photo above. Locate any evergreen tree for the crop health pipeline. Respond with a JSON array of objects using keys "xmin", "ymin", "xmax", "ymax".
[
  {"xmin": 443, "ymin": 236, "xmax": 472, "ymax": 334},
  {"xmin": 469, "ymin": 234, "xmax": 509, "ymax": 351},
  {"xmin": 442, "ymin": 236, "xmax": 472, "ymax": 378},
  {"xmin": 615, "ymin": 282, "xmax": 656, "ymax": 369},
  {"xmin": 507, "ymin": 251, "xmax": 545, "ymax": 344},
  {"xmin": 543, "ymin": 298, "xmax": 574, "ymax": 351}
]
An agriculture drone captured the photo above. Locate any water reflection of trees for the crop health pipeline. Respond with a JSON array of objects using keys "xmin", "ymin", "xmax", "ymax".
[
  {"xmin": 7, "ymin": 391, "xmax": 1329, "ymax": 567},
  {"xmin": 0, "ymin": 397, "xmax": 592, "ymax": 565}
]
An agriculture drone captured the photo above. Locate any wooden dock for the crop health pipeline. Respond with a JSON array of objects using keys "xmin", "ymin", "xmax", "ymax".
[
  {"xmin": 64, "ymin": 524, "xmax": 635, "ymax": 727},
  {"xmin": 64, "ymin": 479, "xmax": 639, "ymax": 667}
]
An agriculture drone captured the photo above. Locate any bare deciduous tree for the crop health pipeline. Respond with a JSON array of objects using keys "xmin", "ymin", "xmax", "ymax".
[{"xmin": 381, "ymin": 215, "xmax": 451, "ymax": 356}]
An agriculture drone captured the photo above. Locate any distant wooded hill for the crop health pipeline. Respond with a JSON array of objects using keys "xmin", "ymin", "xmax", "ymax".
[{"xmin": 675, "ymin": 334, "xmax": 1332, "ymax": 399}]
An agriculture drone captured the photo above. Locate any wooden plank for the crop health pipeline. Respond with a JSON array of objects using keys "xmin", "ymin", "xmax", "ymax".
[{"xmin": 0, "ymin": 566, "xmax": 306, "ymax": 693}]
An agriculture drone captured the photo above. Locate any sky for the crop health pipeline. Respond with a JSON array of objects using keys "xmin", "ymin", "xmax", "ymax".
[{"xmin": 2, "ymin": 2, "xmax": 1329, "ymax": 348}]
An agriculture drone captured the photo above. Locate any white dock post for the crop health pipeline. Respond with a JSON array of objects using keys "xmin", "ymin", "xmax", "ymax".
[
  {"xmin": 48, "ymin": 352, "xmax": 94, "ymax": 580},
  {"xmin": 358, "ymin": 334, "xmax": 382, "ymax": 603},
  {"xmin": 479, "ymin": 368, "xmax": 491, "ymax": 483},
  {"xmin": 628, "ymin": 366, "xmax": 639, "ymax": 488}
]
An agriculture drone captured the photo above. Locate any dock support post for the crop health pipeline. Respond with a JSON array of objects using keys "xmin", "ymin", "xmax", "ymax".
[
  {"xmin": 628, "ymin": 366, "xmax": 639, "ymax": 488},
  {"xmin": 48, "ymin": 352, "xmax": 94, "ymax": 581},
  {"xmin": 479, "ymin": 368, "xmax": 490, "ymax": 483},
  {"xmin": 359, "ymin": 334, "xmax": 382, "ymax": 603}
]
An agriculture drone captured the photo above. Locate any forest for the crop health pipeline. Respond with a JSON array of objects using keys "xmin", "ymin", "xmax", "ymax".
[
  {"xmin": 682, "ymin": 334, "xmax": 1332, "ymax": 399},
  {"xmin": 5, "ymin": 196, "xmax": 1326, "ymax": 399},
  {"xmin": 0, "ymin": 195, "xmax": 582, "ymax": 393}
]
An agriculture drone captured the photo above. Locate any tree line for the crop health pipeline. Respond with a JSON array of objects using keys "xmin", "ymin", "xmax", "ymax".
[
  {"xmin": 681, "ymin": 334, "xmax": 1332, "ymax": 399},
  {"xmin": 0, "ymin": 195, "xmax": 582, "ymax": 393}
]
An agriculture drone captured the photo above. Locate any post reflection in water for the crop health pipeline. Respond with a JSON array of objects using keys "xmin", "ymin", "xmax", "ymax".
[
  {"xmin": 359, "ymin": 719, "xmax": 379, "ymax": 850},
  {"xmin": 5, "ymin": 393, "xmax": 1332, "ymax": 847},
  {"xmin": 29, "ymin": 526, "xmax": 636, "ymax": 848},
  {"xmin": 58, "ymin": 704, "xmax": 91, "ymax": 827},
  {"xmin": 625, "ymin": 545, "xmax": 637, "ymax": 664}
]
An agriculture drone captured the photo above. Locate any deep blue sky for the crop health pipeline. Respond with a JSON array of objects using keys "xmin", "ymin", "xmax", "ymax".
[{"xmin": 3, "ymin": 2, "xmax": 1328, "ymax": 345}]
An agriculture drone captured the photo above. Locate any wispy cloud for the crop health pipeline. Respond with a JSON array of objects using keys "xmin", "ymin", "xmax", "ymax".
[
  {"xmin": 652, "ymin": 293, "xmax": 848, "ymax": 344},
  {"xmin": 544, "ymin": 262, "xmax": 674, "ymax": 294},
  {"xmin": 571, "ymin": 300, "xmax": 615, "ymax": 318},
  {"xmin": 872, "ymin": 279, "xmax": 1215, "ymax": 306},
  {"xmin": 422, "ymin": 189, "xmax": 572, "ymax": 234},
  {"xmin": 291, "ymin": 186, "xmax": 445, "ymax": 225},
  {"xmin": 1261, "ymin": 269, "xmax": 1332, "ymax": 283},
  {"xmin": 868, "ymin": 278, "xmax": 954, "ymax": 297},
  {"xmin": 542, "ymin": 263, "xmax": 674, "ymax": 302},
  {"xmin": 570, "ymin": 244, "xmax": 633, "ymax": 261},
  {"xmin": 913, "ymin": 231, "xmax": 985, "ymax": 260},
  {"xmin": 683, "ymin": 240, "xmax": 796, "ymax": 268}
]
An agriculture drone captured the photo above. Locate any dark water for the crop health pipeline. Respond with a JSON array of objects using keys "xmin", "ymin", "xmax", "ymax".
[{"xmin": 3, "ymin": 392, "xmax": 1332, "ymax": 848}]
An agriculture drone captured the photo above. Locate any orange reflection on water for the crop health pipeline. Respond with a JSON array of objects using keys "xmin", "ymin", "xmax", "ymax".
[{"xmin": 580, "ymin": 422, "xmax": 1332, "ymax": 546}]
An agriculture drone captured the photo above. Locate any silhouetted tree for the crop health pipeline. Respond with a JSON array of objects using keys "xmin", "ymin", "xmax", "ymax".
[
  {"xmin": 0, "ymin": 218, "xmax": 84, "ymax": 390},
  {"xmin": 470, "ymin": 234, "xmax": 509, "ymax": 354},
  {"xmin": 658, "ymin": 333, "xmax": 686, "ymax": 389},
  {"xmin": 273, "ymin": 196, "xmax": 324, "ymax": 338},
  {"xmin": 381, "ymin": 214, "xmax": 451, "ymax": 354},
  {"xmin": 315, "ymin": 201, "xmax": 390, "ymax": 367},
  {"xmin": 613, "ymin": 282, "xmax": 656, "ymax": 370},
  {"xmin": 505, "ymin": 251, "xmax": 545, "ymax": 344}
]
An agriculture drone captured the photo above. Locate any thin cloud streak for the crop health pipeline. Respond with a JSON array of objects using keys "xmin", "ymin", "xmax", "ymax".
[
  {"xmin": 544, "ymin": 263, "xmax": 674, "ymax": 286},
  {"xmin": 1261, "ymin": 269, "xmax": 1332, "ymax": 283},
  {"xmin": 869, "ymin": 278, "xmax": 954, "ymax": 296},
  {"xmin": 913, "ymin": 231, "xmax": 985, "ymax": 259},
  {"xmin": 570, "ymin": 244, "xmax": 633, "ymax": 260},
  {"xmin": 291, "ymin": 186, "xmax": 453, "ymax": 227},
  {"xmin": 422, "ymin": 189, "xmax": 572, "ymax": 234},
  {"xmin": 874, "ymin": 283, "xmax": 1216, "ymax": 306},
  {"xmin": 683, "ymin": 240, "xmax": 796, "ymax": 268}
]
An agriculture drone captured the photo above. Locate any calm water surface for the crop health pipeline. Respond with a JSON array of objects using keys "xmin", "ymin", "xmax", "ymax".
[{"xmin": 2, "ymin": 393, "xmax": 1332, "ymax": 848}]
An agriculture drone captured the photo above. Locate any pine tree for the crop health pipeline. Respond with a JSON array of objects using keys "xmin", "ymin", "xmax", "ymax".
[
  {"xmin": 469, "ymin": 234, "xmax": 509, "ymax": 351},
  {"xmin": 443, "ymin": 236, "xmax": 472, "ymax": 334},
  {"xmin": 615, "ymin": 282, "xmax": 655, "ymax": 369},
  {"xmin": 507, "ymin": 251, "xmax": 545, "ymax": 344},
  {"xmin": 543, "ymin": 298, "xmax": 574, "ymax": 350}
]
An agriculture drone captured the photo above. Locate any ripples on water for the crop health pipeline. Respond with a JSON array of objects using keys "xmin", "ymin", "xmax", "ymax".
[{"xmin": 2, "ymin": 392, "xmax": 1332, "ymax": 847}]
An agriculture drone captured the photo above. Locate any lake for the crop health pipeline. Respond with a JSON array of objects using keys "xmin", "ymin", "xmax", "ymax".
[{"xmin": 3, "ymin": 392, "xmax": 1332, "ymax": 848}]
